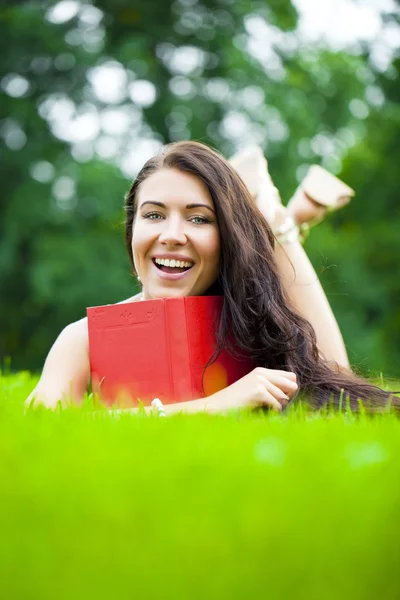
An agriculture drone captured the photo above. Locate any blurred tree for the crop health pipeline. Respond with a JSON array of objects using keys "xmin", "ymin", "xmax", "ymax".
[{"xmin": 0, "ymin": 0, "xmax": 399, "ymax": 375}]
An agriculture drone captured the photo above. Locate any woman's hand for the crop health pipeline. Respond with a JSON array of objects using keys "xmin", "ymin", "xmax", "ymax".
[{"xmin": 207, "ymin": 367, "xmax": 298, "ymax": 414}]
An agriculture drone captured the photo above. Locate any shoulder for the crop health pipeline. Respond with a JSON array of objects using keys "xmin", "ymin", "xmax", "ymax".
[
  {"xmin": 67, "ymin": 294, "xmax": 141, "ymax": 344},
  {"xmin": 27, "ymin": 317, "xmax": 91, "ymax": 408},
  {"xmin": 65, "ymin": 293, "xmax": 142, "ymax": 339},
  {"xmin": 61, "ymin": 317, "xmax": 89, "ymax": 348},
  {"xmin": 45, "ymin": 317, "xmax": 90, "ymax": 371}
]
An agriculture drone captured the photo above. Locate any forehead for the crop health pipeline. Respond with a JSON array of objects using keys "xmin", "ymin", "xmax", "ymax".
[{"xmin": 137, "ymin": 168, "xmax": 212, "ymax": 205}]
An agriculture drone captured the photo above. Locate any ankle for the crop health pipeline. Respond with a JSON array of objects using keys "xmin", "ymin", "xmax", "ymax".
[
  {"xmin": 287, "ymin": 188, "xmax": 326, "ymax": 226},
  {"xmin": 272, "ymin": 206, "xmax": 301, "ymax": 245}
]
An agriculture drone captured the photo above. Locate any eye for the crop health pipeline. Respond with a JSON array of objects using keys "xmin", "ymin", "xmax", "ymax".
[
  {"xmin": 190, "ymin": 216, "xmax": 211, "ymax": 225},
  {"xmin": 143, "ymin": 212, "xmax": 211, "ymax": 224},
  {"xmin": 143, "ymin": 212, "xmax": 163, "ymax": 220}
]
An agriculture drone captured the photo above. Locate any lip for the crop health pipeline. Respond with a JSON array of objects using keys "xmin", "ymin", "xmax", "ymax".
[{"xmin": 151, "ymin": 259, "xmax": 195, "ymax": 281}]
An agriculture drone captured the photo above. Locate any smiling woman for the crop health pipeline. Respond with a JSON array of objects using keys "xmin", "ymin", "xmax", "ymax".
[
  {"xmin": 27, "ymin": 140, "xmax": 398, "ymax": 414},
  {"xmin": 131, "ymin": 168, "xmax": 220, "ymax": 299}
]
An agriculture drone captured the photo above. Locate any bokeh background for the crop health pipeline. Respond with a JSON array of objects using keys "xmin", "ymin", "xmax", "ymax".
[{"xmin": 0, "ymin": 0, "xmax": 399, "ymax": 376}]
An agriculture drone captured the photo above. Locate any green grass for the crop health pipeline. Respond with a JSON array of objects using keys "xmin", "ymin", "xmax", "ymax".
[{"xmin": 1, "ymin": 371, "xmax": 400, "ymax": 599}]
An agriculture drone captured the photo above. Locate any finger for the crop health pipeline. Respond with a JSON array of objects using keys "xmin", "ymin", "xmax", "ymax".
[
  {"xmin": 260, "ymin": 375, "xmax": 298, "ymax": 399},
  {"xmin": 263, "ymin": 379, "xmax": 290, "ymax": 402},
  {"xmin": 262, "ymin": 368, "xmax": 297, "ymax": 382},
  {"xmin": 260, "ymin": 388, "xmax": 282, "ymax": 412}
]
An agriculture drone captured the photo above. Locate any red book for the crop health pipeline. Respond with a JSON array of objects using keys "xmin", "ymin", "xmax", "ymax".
[{"xmin": 87, "ymin": 296, "xmax": 255, "ymax": 406}]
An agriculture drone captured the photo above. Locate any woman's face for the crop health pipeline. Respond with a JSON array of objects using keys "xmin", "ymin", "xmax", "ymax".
[{"xmin": 131, "ymin": 168, "xmax": 221, "ymax": 300}]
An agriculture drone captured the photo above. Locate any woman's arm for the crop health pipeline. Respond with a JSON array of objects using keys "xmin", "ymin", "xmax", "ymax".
[
  {"xmin": 26, "ymin": 318, "xmax": 91, "ymax": 408},
  {"xmin": 27, "ymin": 316, "xmax": 297, "ymax": 415},
  {"xmin": 116, "ymin": 396, "xmax": 213, "ymax": 417},
  {"xmin": 114, "ymin": 367, "xmax": 298, "ymax": 416}
]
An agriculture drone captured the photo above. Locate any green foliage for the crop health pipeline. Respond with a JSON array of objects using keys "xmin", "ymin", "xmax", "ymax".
[
  {"xmin": 0, "ymin": 1, "xmax": 399, "ymax": 374},
  {"xmin": 1, "ymin": 371, "xmax": 400, "ymax": 599}
]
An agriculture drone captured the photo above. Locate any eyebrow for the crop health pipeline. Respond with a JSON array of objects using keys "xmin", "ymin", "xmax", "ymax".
[{"xmin": 139, "ymin": 200, "xmax": 216, "ymax": 215}]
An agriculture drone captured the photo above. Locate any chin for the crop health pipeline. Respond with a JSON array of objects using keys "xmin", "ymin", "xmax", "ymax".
[
  {"xmin": 147, "ymin": 287, "xmax": 191, "ymax": 299},
  {"xmin": 144, "ymin": 277, "xmax": 222, "ymax": 299}
]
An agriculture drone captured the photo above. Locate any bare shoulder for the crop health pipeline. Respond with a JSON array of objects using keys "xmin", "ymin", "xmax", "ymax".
[
  {"xmin": 59, "ymin": 297, "xmax": 142, "ymax": 348},
  {"xmin": 27, "ymin": 317, "xmax": 91, "ymax": 408},
  {"xmin": 44, "ymin": 316, "xmax": 90, "ymax": 376},
  {"xmin": 62, "ymin": 317, "xmax": 89, "ymax": 348},
  {"xmin": 63, "ymin": 296, "xmax": 140, "ymax": 350},
  {"xmin": 55, "ymin": 294, "xmax": 142, "ymax": 359}
]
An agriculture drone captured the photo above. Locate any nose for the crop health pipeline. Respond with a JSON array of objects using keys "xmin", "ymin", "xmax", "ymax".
[{"xmin": 158, "ymin": 215, "xmax": 187, "ymax": 246}]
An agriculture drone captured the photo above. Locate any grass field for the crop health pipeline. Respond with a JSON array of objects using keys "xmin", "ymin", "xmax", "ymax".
[{"xmin": 1, "ymin": 371, "xmax": 399, "ymax": 599}]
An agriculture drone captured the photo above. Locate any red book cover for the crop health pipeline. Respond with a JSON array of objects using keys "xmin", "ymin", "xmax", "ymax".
[{"xmin": 87, "ymin": 296, "xmax": 255, "ymax": 406}]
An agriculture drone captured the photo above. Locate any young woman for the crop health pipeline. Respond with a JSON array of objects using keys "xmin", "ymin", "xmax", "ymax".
[{"xmin": 27, "ymin": 141, "xmax": 396, "ymax": 414}]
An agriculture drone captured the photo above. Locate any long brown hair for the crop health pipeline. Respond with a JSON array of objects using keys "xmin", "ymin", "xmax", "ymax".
[{"xmin": 125, "ymin": 141, "xmax": 398, "ymax": 413}]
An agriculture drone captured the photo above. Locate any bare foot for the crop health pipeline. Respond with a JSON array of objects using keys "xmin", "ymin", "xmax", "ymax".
[
  {"xmin": 287, "ymin": 165, "xmax": 354, "ymax": 226},
  {"xmin": 288, "ymin": 188, "xmax": 351, "ymax": 226}
]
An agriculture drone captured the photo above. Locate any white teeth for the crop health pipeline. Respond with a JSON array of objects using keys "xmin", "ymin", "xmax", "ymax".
[{"xmin": 154, "ymin": 258, "xmax": 194, "ymax": 268}]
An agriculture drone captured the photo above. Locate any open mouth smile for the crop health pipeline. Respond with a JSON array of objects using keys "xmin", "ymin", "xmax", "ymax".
[{"xmin": 151, "ymin": 258, "xmax": 195, "ymax": 280}]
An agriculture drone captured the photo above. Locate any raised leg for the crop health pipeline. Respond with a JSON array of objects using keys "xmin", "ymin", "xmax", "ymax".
[
  {"xmin": 274, "ymin": 234, "xmax": 350, "ymax": 369},
  {"xmin": 229, "ymin": 147, "xmax": 351, "ymax": 369}
]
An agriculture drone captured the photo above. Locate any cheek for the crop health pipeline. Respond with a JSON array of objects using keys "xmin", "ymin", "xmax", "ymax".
[
  {"xmin": 204, "ymin": 233, "xmax": 221, "ymax": 271},
  {"xmin": 131, "ymin": 222, "xmax": 146, "ymax": 255},
  {"xmin": 130, "ymin": 225, "xmax": 144, "ymax": 269}
]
